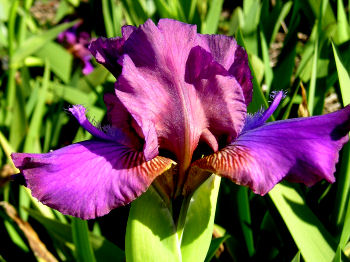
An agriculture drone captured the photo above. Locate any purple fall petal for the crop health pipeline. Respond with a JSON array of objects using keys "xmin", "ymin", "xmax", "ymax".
[
  {"xmin": 69, "ymin": 105, "xmax": 114, "ymax": 141},
  {"xmin": 11, "ymin": 141, "xmax": 173, "ymax": 219},
  {"xmin": 194, "ymin": 102, "xmax": 350, "ymax": 195}
]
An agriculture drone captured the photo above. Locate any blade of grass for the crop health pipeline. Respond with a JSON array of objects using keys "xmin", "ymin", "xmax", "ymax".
[
  {"xmin": 5, "ymin": 0, "xmax": 19, "ymax": 126},
  {"xmin": 331, "ymin": 42, "xmax": 350, "ymax": 230},
  {"xmin": 237, "ymin": 187, "xmax": 255, "ymax": 257},
  {"xmin": 27, "ymin": 208, "xmax": 125, "ymax": 261},
  {"xmin": 291, "ymin": 251, "xmax": 301, "ymax": 262},
  {"xmin": 236, "ymin": 29, "xmax": 268, "ymax": 113},
  {"xmin": 269, "ymin": 1, "xmax": 292, "ymax": 46},
  {"xmin": 17, "ymin": 0, "xmax": 33, "ymax": 45},
  {"xmin": 72, "ymin": 218, "xmax": 96, "ymax": 262},
  {"xmin": 153, "ymin": 0, "xmax": 174, "ymax": 19},
  {"xmin": 102, "ymin": 0, "xmax": 115, "ymax": 37},
  {"xmin": 19, "ymin": 60, "xmax": 50, "ymax": 220},
  {"xmin": 307, "ymin": 38, "xmax": 318, "ymax": 115},
  {"xmin": 338, "ymin": 202, "xmax": 350, "ymax": 252},
  {"xmin": 201, "ymin": 0, "xmax": 224, "ymax": 34},
  {"xmin": 260, "ymin": 30, "xmax": 273, "ymax": 94},
  {"xmin": 269, "ymin": 183, "xmax": 336, "ymax": 262},
  {"xmin": 204, "ymin": 235, "xmax": 230, "ymax": 262},
  {"xmin": 11, "ymin": 20, "xmax": 77, "ymax": 65},
  {"xmin": 35, "ymin": 41, "xmax": 73, "ymax": 83},
  {"xmin": 336, "ymin": 0, "xmax": 350, "ymax": 44},
  {"xmin": 23, "ymin": 60, "xmax": 50, "ymax": 154}
]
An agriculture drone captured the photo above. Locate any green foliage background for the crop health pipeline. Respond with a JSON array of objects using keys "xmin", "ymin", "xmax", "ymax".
[{"xmin": 0, "ymin": 0, "xmax": 350, "ymax": 261}]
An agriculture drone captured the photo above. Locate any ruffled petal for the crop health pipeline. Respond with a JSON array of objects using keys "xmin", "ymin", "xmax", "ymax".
[
  {"xmin": 88, "ymin": 25, "xmax": 136, "ymax": 77},
  {"xmin": 193, "ymin": 106, "xmax": 350, "ymax": 195},
  {"xmin": 69, "ymin": 105, "xmax": 113, "ymax": 141},
  {"xmin": 11, "ymin": 140, "xmax": 174, "ymax": 219},
  {"xmin": 115, "ymin": 19, "xmax": 247, "ymax": 173},
  {"xmin": 115, "ymin": 19, "xmax": 204, "ymax": 171},
  {"xmin": 198, "ymin": 34, "xmax": 253, "ymax": 105},
  {"xmin": 185, "ymin": 46, "xmax": 247, "ymax": 142}
]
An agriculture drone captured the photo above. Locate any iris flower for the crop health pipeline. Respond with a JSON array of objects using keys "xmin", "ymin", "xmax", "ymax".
[
  {"xmin": 12, "ymin": 19, "xmax": 350, "ymax": 220},
  {"xmin": 57, "ymin": 21, "xmax": 94, "ymax": 75}
]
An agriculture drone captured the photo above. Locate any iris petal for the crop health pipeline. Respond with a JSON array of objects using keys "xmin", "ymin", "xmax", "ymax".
[
  {"xmin": 88, "ymin": 25, "xmax": 136, "ymax": 77},
  {"xmin": 114, "ymin": 19, "xmax": 247, "ymax": 174},
  {"xmin": 11, "ymin": 141, "xmax": 173, "ymax": 219},
  {"xmin": 198, "ymin": 34, "xmax": 253, "ymax": 105},
  {"xmin": 194, "ymin": 105, "xmax": 350, "ymax": 195}
]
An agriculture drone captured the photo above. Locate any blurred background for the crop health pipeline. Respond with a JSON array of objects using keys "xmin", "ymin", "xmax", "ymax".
[{"xmin": 1, "ymin": 0, "xmax": 350, "ymax": 261}]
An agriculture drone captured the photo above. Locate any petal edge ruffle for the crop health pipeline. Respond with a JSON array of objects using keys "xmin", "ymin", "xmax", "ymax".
[
  {"xmin": 193, "ymin": 106, "xmax": 350, "ymax": 195},
  {"xmin": 12, "ymin": 140, "xmax": 173, "ymax": 219}
]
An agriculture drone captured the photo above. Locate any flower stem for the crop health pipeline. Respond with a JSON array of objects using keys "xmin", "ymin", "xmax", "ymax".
[{"xmin": 175, "ymin": 194, "xmax": 192, "ymax": 243}]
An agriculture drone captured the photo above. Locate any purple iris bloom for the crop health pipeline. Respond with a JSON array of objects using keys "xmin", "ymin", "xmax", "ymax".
[
  {"xmin": 57, "ymin": 22, "xmax": 94, "ymax": 75},
  {"xmin": 12, "ymin": 19, "xmax": 350, "ymax": 219}
]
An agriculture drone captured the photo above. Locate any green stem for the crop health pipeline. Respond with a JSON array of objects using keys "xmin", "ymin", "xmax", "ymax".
[
  {"xmin": 175, "ymin": 195, "xmax": 192, "ymax": 243},
  {"xmin": 5, "ymin": 1, "xmax": 19, "ymax": 126}
]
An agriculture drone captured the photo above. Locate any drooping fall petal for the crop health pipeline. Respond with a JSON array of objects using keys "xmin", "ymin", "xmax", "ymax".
[
  {"xmin": 11, "ymin": 141, "xmax": 173, "ymax": 219},
  {"xmin": 194, "ymin": 98, "xmax": 350, "ymax": 195}
]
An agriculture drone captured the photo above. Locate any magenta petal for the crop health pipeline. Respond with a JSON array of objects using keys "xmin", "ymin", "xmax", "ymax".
[
  {"xmin": 194, "ymin": 106, "xmax": 350, "ymax": 195},
  {"xmin": 88, "ymin": 26, "xmax": 136, "ymax": 77},
  {"xmin": 185, "ymin": 46, "xmax": 247, "ymax": 139},
  {"xmin": 116, "ymin": 19, "xmax": 204, "ymax": 169},
  {"xmin": 11, "ymin": 141, "xmax": 173, "ymax": 219},
  {"xmin": 198, "ymin": 34, "xmax": 253, "ymax": 105},
  {"xmin": 69, "ymin": 105, "xmax": 113, "ymax": 141},
  {"xmin": 115, "ymin": 19, "xmax": 247, "ymax": 172},
  {"xmin": 105, "ymin": 92, "xmax": 159, "ymax": 161}
]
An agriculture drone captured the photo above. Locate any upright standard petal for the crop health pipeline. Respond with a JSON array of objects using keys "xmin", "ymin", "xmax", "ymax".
[
  {"xmin": 198, "ymin": 34, "xmax": 253, "ymax": 105},
  {"xmin": 194, "ymin": 102, "xmax": 350, "ymax": 195},
  {"xmin": 11, "ymin": 141, "xmax": 173, "ymax": 219},
  {"xmin": 115, "ymin": 19, "xmax": 247, "ymax": 176},
  {"xmin": 88, "ymin": 25, "xmax": 136, "ymax": 77}
]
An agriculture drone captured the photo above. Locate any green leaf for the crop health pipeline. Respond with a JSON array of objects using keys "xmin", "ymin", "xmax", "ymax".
[
  {"xmin": 0, "ymin": 0, "xmax": 10, "ymax": 21},
  {"xmin": 181, "ymin": 175, "xmax": 221, "ymax": 262},
  {"xmin": 237, "ymin": 187, "xmax": 254, "ymax": 256},
  {"xmin": 125, "ymin": 186, "xmax": 181, "ymax": 262},
  {"xmin": 201, "ymin": 0, "xmax": 224, "ymax": 34},
  {"xmin": 72, "ymin": 218, "xmax": 96, "ymax": 262},
  {"xmin": 126, "ymin": 175, "xmax": 221, "ymax": 262},
  {"xmin": 335, "ymin": 0, "xmax": 350, "ymax": 44},
  {"xmin": 23, "ymin": 60, "xmax": 50, "ymax": 153},
  {"xmin": 291, "ymin": 251, "xmax": 301, "ymax": 262},
  {"xmin": 26, "ymin": 208, "xmax": 125, "ymax": 262},
  {"xmin": 12, "ymin": 20, "xmax": 77, "ymax": 65},
  {"xmin": 153, "ymin": 0, "xmax": 175, "ymax": 19},
  {"xmin": 236, "ymin": 29, "xmax": 268, "ymax": 113},
  {"xmin": 332, "ymin": 42, "xmax": 350, "ymax": 230},
  {"xmin": 35, "ymin": 41, "xmax": 73, "ymax": 83},
  {"xmin": 269, "ymin": 183, "xmax": 336, "ymax": 262},
  {"xmin": 269, "ymin": 1, "xmax": 292, "ymax": 46},
  {"xmin": 338, "ymin": 191, "xmax": 350, "ymax": 250},
  {"xmin": 307, "ymin": 38, "xmax": 318, "ymax": 115},
  {"xmin": 260, "ymin": 30, "xmax": 273, "ymax": 93},
  {"xmin": 204, "ymin": 235, "xmax": 230, "ymax": 262},
  {"xmin": 242, "ymin": 0, "xmax": 261, "ymax": 34},
  {"xmin": 332, "ymin": 42, "xmax": 350, "ymax": 105},
  {"xmin": 3, "ymin": 220, "xmax": 29, "ymax": 252},
  {"xmin": 102, "ymin": 0, "xmax": 116, "ymax": 37}
]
